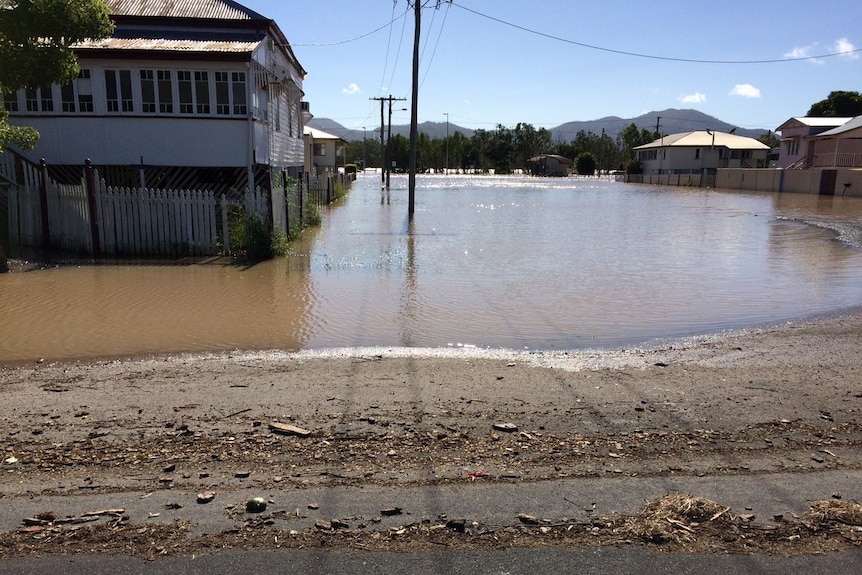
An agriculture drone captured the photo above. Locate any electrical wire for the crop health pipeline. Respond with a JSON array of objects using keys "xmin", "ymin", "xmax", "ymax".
[
  {"xmin": 419, "ymin": 0, "xmax": 451, "ymax": 88},
  {"xmin": 450, "ymin": 1, "xmax": 862, "ymax": 64},
  {"xmin": 383, "ymin": 7, "xmax": 409, "ymax": 95},
  {"xmin": 291, "ymin": 6, "xmax": 409, "ymax": 47}
]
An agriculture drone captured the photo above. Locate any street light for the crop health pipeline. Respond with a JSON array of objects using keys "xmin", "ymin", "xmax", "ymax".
[{"xmin": 444, "ymin": 112, "xmax": 449, "ymax": 175}]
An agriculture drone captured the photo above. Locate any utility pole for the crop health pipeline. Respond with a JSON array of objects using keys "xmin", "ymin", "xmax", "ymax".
[
  {"xmin": 654, "ymin": 116, "xmax": 662, "ymax": 139},
  {"xmin": 387, "ymin": 98, "xmax": 407, "ymax": 189},
  {"xmin": 371, "ymin": 95, "xmax": 405, "ymax": 189},
  {"xmin": 444, "ymin": 112, "xmax": 449, "ymax": 174},
  {"xmin": 407, "ymin": 0, "xmax": 448, "ymax": 218}
]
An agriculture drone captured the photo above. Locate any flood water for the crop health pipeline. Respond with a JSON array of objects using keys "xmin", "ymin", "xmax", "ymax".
[{"xmin": 4, "ymin": 173, "xmax": 862, "ymax": 364}]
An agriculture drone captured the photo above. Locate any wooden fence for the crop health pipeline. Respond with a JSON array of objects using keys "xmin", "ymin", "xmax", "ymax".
[{"xmin": 1, "ymin": 151, "xmax": 350, "ymax": 259}]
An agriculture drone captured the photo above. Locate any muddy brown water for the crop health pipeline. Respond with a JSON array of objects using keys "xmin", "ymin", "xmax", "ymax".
[{"xmin": 3, "ymin": 174, "xmax": 862, "ymax": 364}]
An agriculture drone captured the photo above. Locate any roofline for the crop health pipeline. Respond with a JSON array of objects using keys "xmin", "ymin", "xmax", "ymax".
[
  {"xmin": 73, "ymin": 48, "xmax": 253, "ymax": 62},
  {"xmin": 105, "ymin": 14, "xmax": 305, "ymax": 77}
]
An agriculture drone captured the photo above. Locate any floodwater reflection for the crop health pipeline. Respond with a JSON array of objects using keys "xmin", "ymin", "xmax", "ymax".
[{"xmin": 3, "ymin": 174, "xmax": 862, "ymax": 363}]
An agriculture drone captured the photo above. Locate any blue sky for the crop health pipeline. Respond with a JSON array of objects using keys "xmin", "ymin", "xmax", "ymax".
[{"xmin": 242, "ymin": 0, "xmax": 860, "ymax": 133}]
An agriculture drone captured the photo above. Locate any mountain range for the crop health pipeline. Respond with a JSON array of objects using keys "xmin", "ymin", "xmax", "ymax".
[{"xmin": 308, "ymin": 108, "xmax": 771, "ymax": 142}]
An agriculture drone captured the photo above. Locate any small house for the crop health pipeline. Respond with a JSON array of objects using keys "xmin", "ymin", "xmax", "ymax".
[
  {"xmin": 800, "ymin": 116, "xmax": 862, "ymax": 169},
  {"xmin": 775, "ymin": 117, "xmax": 852, "ymax": 168},
  {"xmin": 527, "ymin": 154, "xmax": 573, "ymax": 177},
  {"xmin": 634, "ymin": 131, "xmax": 770, "ymax": 175},
  {"xmin": 303, "ymin": 127, "xmax": 347, "ymax": 176}
]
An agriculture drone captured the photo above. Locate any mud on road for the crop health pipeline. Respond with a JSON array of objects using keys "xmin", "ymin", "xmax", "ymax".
[{"xmin": 2, "ymin": 312, "xmax": 862, "ymax": 557}]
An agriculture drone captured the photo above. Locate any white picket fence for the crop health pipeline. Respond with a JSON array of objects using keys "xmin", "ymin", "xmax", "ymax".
[
  {"xmin": 2, "ymin": 151, "xmax": 349, "ymax": 259},
  {"xmin": 98, "ymin": 184, "xmax": 218, "ymax": 257},
  {"xmin": 4, "ymin": 162, "xmax": 269, "ymax": 258}
]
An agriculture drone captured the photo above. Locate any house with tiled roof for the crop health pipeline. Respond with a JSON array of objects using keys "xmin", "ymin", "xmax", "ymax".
[{"xmin": 2, "ymin": 0, "xmax": 307, "ymax": 193}]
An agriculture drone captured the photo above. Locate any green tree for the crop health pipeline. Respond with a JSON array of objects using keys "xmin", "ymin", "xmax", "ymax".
[
  {"xmin": 806, "ymin": 91, "xmax": 862, "ymax": 117},
  {"xmin": 618, "ymin": 123, "xmax": 654, "ymax": 165},
  {"xmin": 575, "ymin": 152, "xmax": 597, "ymax": 175},
  {"xmin": 757, "ymin": 131, "xmax": 780, "ymax": 148},
  {"xmin": 0, "ymin": 0, "xmax": 114, "ymax": 150}
]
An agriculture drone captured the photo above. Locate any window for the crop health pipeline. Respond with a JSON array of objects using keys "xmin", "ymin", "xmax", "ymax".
[
  {"xmin": 1, "ymin": 90, "xmax": 18, "ymax": 113},
  {"xmin": 60, "ymin": 69, "xmax": 93, "ymax": 113},
  {"xmin": 313, "ymin": 143, "xmax": 326, "ymax": 156},
  {"xmin": 194, "ymin": 71, "xmax": 210, "ymax": 114},
  {"xmin": 140, "ymin": 69, "xmax": 172, "ymax": 113},
  {"xmin": 232, "ymin": 72, "xmax": 247, "ymax": 115},
  {"xmin": 140, "ymin": 70, "xmax": 156, "ymax": 113},
  {"xmin": 25, "ymin": 87, "xmax": 53, "ymax": 112},
  {"xmin": 157, "ymin": 70, "xmax": 172, "ymax": 113},
  {"xmin": 178, "ymin": 70, "xmax": 212, "ymax": 115},
  {"xmin": 787, "ymin": 137, "xmax": 800, "ymax": 156},
  {"xmin": 695, "ymin": 148, "xmax": 700, "ymax": 159},
  {"xmin": 252, "ymin": 86, "xmax": 267, "ymax": 121},
  {"xmin": 215, "ymin": 71, "xmax": 246, "ymax": 116},
  {"xmin": 638, "ymin": 149, "xmax": 657, "ymax": 161},
  {"xmin": 105, "ymin": 70, "xmax": 134, "ymax": 112},
  {"xmin": 178, "ymin": 71, "xmax": 194, "ymax": 114}
]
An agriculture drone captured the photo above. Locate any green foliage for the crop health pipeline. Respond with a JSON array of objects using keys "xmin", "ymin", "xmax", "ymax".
[
  {"xmin": 0, "ymin": 109, "xmax": 39, "ymax": 150},
  {"xmin": 332, "ymin": 181, "xmax": 348, "ymax": 201},
  {"xmin": 270, "ymin": 229, "xmax": 288, "ymax": 257},
  {"xmin": 228, "ymin": 209, "xmax": 290, "ymax": 262},
  {"xmin": 757, "ymin": 131, "xmax": 780, "ymax": 148},
  {"xmin": 0, "ymin": 0, "xmax": 114, "ymax": 90},
  {"xmin": 807, "ymin": 91, "xmax": 862, "ymax": 117},
  {"xmin": 305, "ymin": 201, "xmax": 322, "ymax": 227},
  {"xmin": 0, "ymin": 0, "xmax": 113, "ymax": 149},
  {"xmin": 575, "ymin": 152, "xmax": 598, "ymax": 175}
]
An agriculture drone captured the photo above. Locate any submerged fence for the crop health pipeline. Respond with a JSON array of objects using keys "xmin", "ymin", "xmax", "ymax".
[{"xmin": 1, "ymin": 152, "xmax": 347, "ymax": 259}]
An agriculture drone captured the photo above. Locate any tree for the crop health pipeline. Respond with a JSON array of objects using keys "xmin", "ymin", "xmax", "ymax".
[
  {"xmin": 806, "ymin": 91, "xmax": 862, "ymax": 117},
  {"xmin": 0, "ymin": 0, "xmax": 114, "ymax": 150},
  {"xmin": 757, "ymin": 131, "xmax": 780, "ymax": 148},
  {"xmin": 575, "ymin": 152, "xmax": 597, "ymax": 175}
]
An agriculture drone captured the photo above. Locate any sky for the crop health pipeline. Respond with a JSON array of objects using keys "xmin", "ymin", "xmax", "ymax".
[{"xmin": 241, "ymin": 0, "xmax": 861, "ymax": 134}]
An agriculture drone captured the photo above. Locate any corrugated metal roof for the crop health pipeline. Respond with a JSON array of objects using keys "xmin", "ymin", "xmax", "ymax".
[
  {"xmin": 74, "ymin": 37, "xmax": 259, "ymax": 53},
  {"xmin": 634, "ymin": 131, "xmax": 770, "ymax": 150},
  {"xmin": 304, "ymin": 127, "xmax": 346, "ymax": 142},
  {"xmin": 776, "ymin": 117, "xmax": 852, "ymax": 131},
  {"xmin": 105, "ymin": 0, "xmax": 266, "ymax": 20},
  {"xmin": 816, "ymin": 115, "xmax": 862, "ymax": 137}
]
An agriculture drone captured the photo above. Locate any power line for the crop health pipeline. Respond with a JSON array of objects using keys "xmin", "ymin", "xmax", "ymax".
[
  {"xmin": 292, "ymin": 7, "xmax": 409, "ymax": 47},
  {"xmin": 450, "ymin": 2, "xmax": 862, "ymax": 64},
  {"xmin": 419, "ymin": 0, "xmax": 451, "ymax": 88}
]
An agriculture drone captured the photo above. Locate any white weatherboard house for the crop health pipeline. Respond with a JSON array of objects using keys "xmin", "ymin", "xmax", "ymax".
[
  {"xmin": 774, "ymin": 117, "xmax": 852, "ymax": 168},
  {"xmin": 303, "ymin": 126, "xmax": 347, "ymax": 177},
  {"xmin": 803, "ymin": 115, "xmax": 862, "ymax": 169},
  {"xmin": 634, "ymin": 131, "xmax": 770, "ymax": 175},
  {"xmin": 2, "ymin": 0, "xmax": 306, "ymax": 193}
]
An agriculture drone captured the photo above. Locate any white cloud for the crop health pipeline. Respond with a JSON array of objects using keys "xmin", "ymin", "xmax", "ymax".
[
  {"xmin": 342, "ymin": 83, "xmax": 361, "ymax": 95},
  {"xmin": 680, "ymin": 92, "xmax": 707, "ymax": 104},
  {"xmin": 835, "ymin": 37, "xmax": 859, "ymax": 59},
  {"xmin": 785, "ymin": 43, "xmax": 823, "ymax": 64},
  {"xmin": 729, "ymin": 84, "xmax": 761, "ymax": 99}
]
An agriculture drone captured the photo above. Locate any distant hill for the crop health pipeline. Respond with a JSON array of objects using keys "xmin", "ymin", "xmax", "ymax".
[
  {"xmin": 550, "ymin": 109, "xmax": 767, "ymax": 141},
  {"xmin": 306, "ymin": 119, "xmax": 474, "ymax": 141},
  {"xmin": 308, "ymin": 108, "xmax": 768, "ymax": 142}
]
